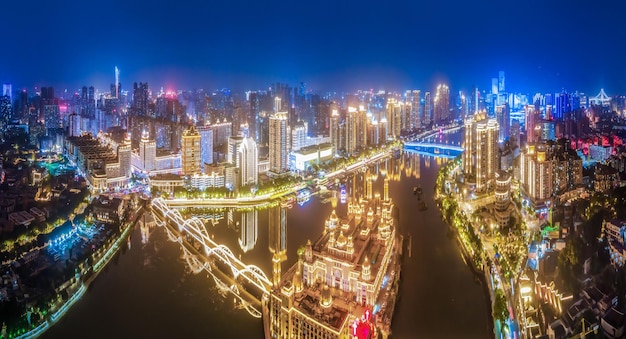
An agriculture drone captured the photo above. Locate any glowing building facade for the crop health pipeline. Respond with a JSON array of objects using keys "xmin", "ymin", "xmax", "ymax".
[
  {"xmin": 182, "ymin": 125, "xmax": 201, "ymax": 176},
  {"xmin": 268, "ymin": 190, "xmax": 400, "ymax": 338}
]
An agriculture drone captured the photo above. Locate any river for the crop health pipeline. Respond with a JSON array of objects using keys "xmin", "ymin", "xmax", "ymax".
[{"xmin": 43, "ymin": 130, "xmax": 490, "ymax": 339}]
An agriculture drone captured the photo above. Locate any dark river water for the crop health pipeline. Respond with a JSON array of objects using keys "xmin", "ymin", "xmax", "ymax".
[{"xmin": 43, "ymin": 131, "xmax": 490, "ymax": 339}]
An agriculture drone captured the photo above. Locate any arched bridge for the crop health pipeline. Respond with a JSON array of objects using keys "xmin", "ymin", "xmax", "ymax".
[
  {"xmin": 151, "ymin": 197, "xmax": 272, "ymax": 317},
  {"xmin": 403, "ymin": 141, "xmax": 464, "ymax": 158}
]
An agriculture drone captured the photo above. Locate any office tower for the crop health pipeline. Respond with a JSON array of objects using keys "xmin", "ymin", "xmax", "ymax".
[
  {"xmin": 379, "ymin": 117, "xmax": 388, "ymax": 144},
  {"xmin": 525, "ymin": 105, "xmax": 537, "ymax": 144},
  {"xmin": 434, "ymin": 84, "xmax": 450, "ymax": 124},
  {"xmin": 69, "ymin": 113, "xmax": 81, "ymax": 137},
  {"xmin": 329, "ymin": 109, "xmax": 340, "ymax": 155},
  {"xmin": 520, "ymin": 143, "xmax": 553, "ymax": 205},
  {"xmin": 491, "ymin": 78, "xmax": 499, "ymax": 95},
  {"xmin": 498, "ymin": 71, "xmax": 505, "ymax": 93},
  {"xmin": 3, "ymin": 84, "xmax": 12, "ymax": 104},
  {"xmin": 510, "ymin": 119, "xmax": 520, "ymax": 149},
  {"xmin": 345, "ymin": 107, "xmax": 358, "ymax": 154},
  {"xmin": 0, "ymin": 95, "xmax": 11, "ymax": 130},
  {"xmin": 238, "ymin": 209, "xmax": 258, "ymax": 253},
  {"xmin": 118, "ymin": 135, "xmax": 132, "ymax": 178},
  {"xmin": 197, "ymin": 125, "xmax": 214, "ymax": 170},
  {"xmin": 291, "ymin": 121, "xmax": 307, "ymax": 152},
  {"xmin": 385, "ymin": 99, "xmax": 402, "ymax": 139},
  {"xmin": 410, "ymin": 90, "xmax": 421, "ymax": 128},
  {"xmin": 139, "ymin": 130, "xmax": 156, "ymax": 172},
  {"xmin": 228, "ymin": 135, "xmax": 244, "ymax": 166},
  {"xmin": 115, "ymin": 66, "xmax": 120, "ymax": 99},
  {"xmin": 274, "ymin": 97, "xmax": 282, "ymax": 113},
  {"xmin": 238, "ymin": 137, "xmax": 258, "ymax": 186},
  {"xmin": 463, "ymin": 115, "xmax": 499, "ymax": 191},
  {"xmin": 555, "ymin": 91, "xmax": 571, "ymax": 120},
  {"xmin": 182, "ymin": 125, "xmax": 201, "ymax": 176},
  {"xmin": 269, "ymin": 112, "xmax": 289, "ymax": 174},
  {"xmin": 211, "ymin": 120, "xmax": 232, "ymax": 147},
  {"xmin": 423, "ymin": 91, "xmax": 432, "ymax": 126},
  {"xmin": 495, "ymin": 103, "xmax": 510, "ymax": 142},
  {"xmin": 44, "ymin": 104, "xmax": 60, "ymax": 131},
  {"xmin": 132, "ymin": 82, "xmax": 149, "ymax": 116}
]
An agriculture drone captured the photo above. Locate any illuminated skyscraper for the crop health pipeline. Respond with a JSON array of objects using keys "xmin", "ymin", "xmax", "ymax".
[
  {"xmin": 433, "ymin": 84, "xmax": 450, "ymax": 124},
  {"xmin": 463, "ymin": 115, "xmax": 499, "ymax": 191},
  {"xmin": 139, "ymin": 130, "xmax": 156, "ymax": 172},
  {"xmin": 423, "ymin": 91, "xmax": 432, "ymax": 126},
  {"xmin": 385, "ymin": 99, "xmax": 402, "ymax": 139},
  {"xmin": 346, "ymin": 107, "xmax": 358, "ymax": 154},
  {"xmin": 182, "ymin": 125, "xmax": 201, "ymax": 176},
  {"xmin": 118, "ymin": 135, "xmax": 132, "ymax": 178},
  {"xmin": 269, "ymin": 112, "xmax": 289, "ymax": 174},
  {"xmin": 291, "ymin": 121, "xmax": 307, "ymax": 152},
  {"xmin": 525, "ymin": 105, "xmax": 537, "ymax": 144},
  {"xmin": 520, "ymin": 144, "xmax": 552, "ymax": 206},
  {"xmin": 228, "ymin": 135, "xmax": 243, "ymax": 166},
  {"xmin": 132, "ymin": 82, "xmax": 149, "ymax": 116},
  {"xmin": 498, "ymin": 71, "xmax": 505, "ymax": 93},
  {"xmin": 44, "ymin": 104, "xmax": 60, "ymax": 131},
  {"xmin": 495, "ymin": 103, "xmax": 510, "ymax": 142},
  {"xmin": 329, "ymin": 109, "xmax": 340, "ymax": 155},
  {"xmin": 238, "ymin": 137, "xmax": 258, "ymax": 186},
  {"xmin": 197, "ymin": 125, "xmax": 214, "ymax": 170},
  {"xmin": 2, "ymin": 84, "xmax": 12, "ymax": 103}
]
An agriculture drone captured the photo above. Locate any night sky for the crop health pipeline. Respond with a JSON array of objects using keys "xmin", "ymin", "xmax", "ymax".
[{"xmin": 1, "ymin": 0, "xmax": 625, "ymax": 94}]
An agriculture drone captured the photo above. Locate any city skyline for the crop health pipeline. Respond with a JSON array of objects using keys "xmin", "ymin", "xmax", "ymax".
[{"xmin": 1, "ymin": 0, "xmax": 625, "ymax": 94}]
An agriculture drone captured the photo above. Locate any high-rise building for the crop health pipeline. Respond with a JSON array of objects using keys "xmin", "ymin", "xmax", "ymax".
[
  {"xmin": 118, "ymin": 135, "xmax": 132, "ymax": 178},
  {"xmin": 385, "ymin": 99, "xmax": 402, "ymax": 139},
  {"xmin": 132, "ymin": 82, "xmax": 149, "ymax": 116},
  {"xmin": 495, "ymin": 103, "xmax": 510, "ymax": 142},
  {"xmin": 269, "ymin": 112, "xmax": 289, "ymax": 174},
  {"xmin": 291, "ymin": 121, "xmax": 307, "ymax": 152},
  {"xmin": 2, "ymin": 84, "xmax": 11, "ymax": 102},
  {"xmin": 139, "ymin": 130, "xmax": 156, "ymax": 172},
  {"xmin": 345, "ymin": 107, "xmax": 358, "ymax": 154},
  {"xmin": 520, "ymin": 144, "xmax": 553, "ymax": 207},
  {"xmin": 182, "ymin": 125, "xmax": 201, "ymax": 176},
  {"xmin": 44, "ymin": 104, "xmax": 61, "ymax": 131},
  {"xmin": 433, "ymin": 84, "xmax": 450, "ymax": 124},
  {"xmin": 498, "ymin": 71, "xmax": 505, "ymax": 93},
  {"xmin": 463, "ymin": 115, "xmax": 499, "ymax": 191},
  {"xmin": 228, "ymin": 135, "xmax": 244, "ymax": 166},
  {"xmin": 197, "ymin": 125, "xmax": 214, "ymax": 170},
  {"xmin": 238, "ymin": 137, "xmax": 258, "ymax": 186},
  {"xmin": 525, "ymin": 105, "xmax": 537, "ymax": 144},
  {"xmin": 329, "ymin": 109, "xmax": 340, "ymax": 155},
  {"xmin": 69, "ymin": 113, "xmax": 81, "ymax": 137},
  {"xmin": 0, "ymin": 95, "xmax": 11, "ymax": 131},
  {"xmin": 423, "ymin": 91, "xmax": 432, "ymax": 126}
]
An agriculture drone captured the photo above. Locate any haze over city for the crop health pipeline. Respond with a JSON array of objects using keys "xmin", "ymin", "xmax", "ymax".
[{"xmin": 1, "ymin": 0, "xmax": 626, "ymax": 93}]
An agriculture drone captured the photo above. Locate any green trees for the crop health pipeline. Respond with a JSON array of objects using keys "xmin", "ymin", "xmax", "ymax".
[{"xmin": 493, "ymin": 288, "xmax": 509, "ymax": 327}]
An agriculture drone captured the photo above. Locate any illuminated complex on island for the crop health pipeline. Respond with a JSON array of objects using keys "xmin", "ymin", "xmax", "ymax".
[{"xmin": 267, "ymin": 178, "xmax": 401, "ymax": 339}]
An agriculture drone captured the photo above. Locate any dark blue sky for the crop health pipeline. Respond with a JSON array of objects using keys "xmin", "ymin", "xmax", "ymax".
[{"xmin": 1, "ymin": 0, "xmax": 625, "ymax": 95}]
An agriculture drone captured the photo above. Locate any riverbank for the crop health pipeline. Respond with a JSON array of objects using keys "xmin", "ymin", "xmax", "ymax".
[
  {"xmin": 10, "ymin": 206, "xmax": 145, "ymax": 339},
  {"xmin": 435, "ymin": 170, "xmax": 496, "ymax": 338}
]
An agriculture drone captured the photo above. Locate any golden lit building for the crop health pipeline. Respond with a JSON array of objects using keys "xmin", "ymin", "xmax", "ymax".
[
  {"xmin": 462, "ymin": 115, "xmax": 499, "ymax": 191},
  {"xmin": 267, "ymin": 183, "xmax": 400, "ymax": 339},
  {"xmin": 182, "ymin": 125, "xmax": 201, "ymax": 176}
]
